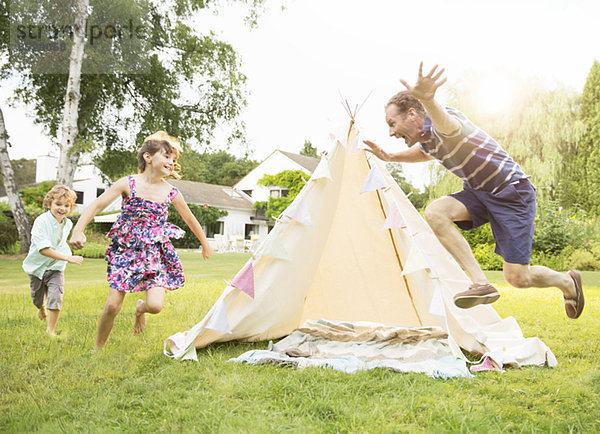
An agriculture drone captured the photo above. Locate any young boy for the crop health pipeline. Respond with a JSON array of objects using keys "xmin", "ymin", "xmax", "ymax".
[{"xmin": 23, "ymin": 185, "xmax": 84, "ymax": 336}]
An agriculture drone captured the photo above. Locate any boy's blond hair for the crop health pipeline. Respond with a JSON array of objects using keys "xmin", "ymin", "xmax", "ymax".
[
  {"xmin": 137, "ymin": 131, "xmax": 183, "ymax": 179},
  {"xmin": 43, "ymin": 185, "xmax": 78, "ymax": 211}
]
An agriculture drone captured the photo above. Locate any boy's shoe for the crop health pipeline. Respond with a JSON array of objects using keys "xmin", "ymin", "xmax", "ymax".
[{"xmin": 453, "ymin": 283, "xmax": 500, "ymax": 309}]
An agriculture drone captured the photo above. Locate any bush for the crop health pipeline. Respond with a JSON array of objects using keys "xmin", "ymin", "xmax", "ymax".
[
  {"xmin": 461, "ymin": 224, "xmax": 495, "ymax": 248},
  {"xmin": 532, "ymin": 199, "xmax": 590, "ymax": 253},
  {"xmin": 566, "ymin": 249, "xmax": 600, "ymax": 271},
  {"xmin": 167, "ymin": 203, "xmax": 227, "ymax": 248},
  {"xmin": 72, "ymin": 241, "xmax": 108, "ymax": 259},
  {"xmin": 472, "ymin": 243, "xmax": 503, "ymax": 271},
  {"xmin": 0, "ymin": 221, "xmax": 19, "ymax": 253}
]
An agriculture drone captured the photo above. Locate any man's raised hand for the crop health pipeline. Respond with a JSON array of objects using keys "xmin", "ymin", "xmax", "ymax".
[
  {"xmin": 363, "ymin": 140, "xmax": 391, "ymax": 161},
  {"xmin": 399, "ymin": 62, "xmax": 447, "ymax": 102}
]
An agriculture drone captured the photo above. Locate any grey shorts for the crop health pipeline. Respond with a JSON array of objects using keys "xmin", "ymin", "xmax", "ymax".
[{"xmin": 29, "ymin": 270, "xmax": 64, "ymax": 310}]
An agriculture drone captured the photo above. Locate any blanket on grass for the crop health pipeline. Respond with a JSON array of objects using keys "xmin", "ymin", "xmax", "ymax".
[{"xmin": 228, "ymin": 319, "xmax": 473, "ymax": 379}]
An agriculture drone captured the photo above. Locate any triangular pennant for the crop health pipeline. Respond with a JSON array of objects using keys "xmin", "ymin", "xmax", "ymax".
[
  {"xmin": 311, "ymin": 158, "xmax": 332, "ymax": 181},
  {"xmin": 400, "ymin": 243, "xmax": 431, "ymax": 275},
  {"xmin": 360, "ymin": 165, "xmax": 388, "ymax": 194},
  {"xmin": 204, "ymin": 299, "xmax": 231, "ymax": 333},
  {"xmin": 259, "ymin": 233, "xmax": 291, "ymax": 261},
  {"xmin": 229, "ymin": 260, "xmax": 255, "ymax": 298},
  {"xmin": 350, "ymin": 135, "xmax": 369, "ymax": 153},
  {"xmin": 284, "ymin": 194, "xmax": 312, "ymax": 226},
  {"xmin": 381, "ymin": 201, "xmax": 408, "ymax": 230},
  {"xmin": 331, "ymin": 125, "xmax": 348, "ymax": 147},
  {"xmin": 429, "ymin": 281, "xmax": 446, "ymax": 317}
]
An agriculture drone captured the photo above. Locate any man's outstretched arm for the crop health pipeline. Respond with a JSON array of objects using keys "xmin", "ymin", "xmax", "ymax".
[
  {"xmin": 363, "ymin": 141, "xmax": 434, "ymax": 162},
  {"xmin": 400, "ymin": 62, "xmax": 460, "ymax": 136}
]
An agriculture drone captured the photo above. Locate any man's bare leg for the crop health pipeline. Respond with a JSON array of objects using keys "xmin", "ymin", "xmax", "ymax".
[
  {"xmin": 424, "ymin": 196, "xmax": 487, "ymax": 283},
  {"xmin": 503, "ymin": 262, "xmax": 576, "ymax": 298}
]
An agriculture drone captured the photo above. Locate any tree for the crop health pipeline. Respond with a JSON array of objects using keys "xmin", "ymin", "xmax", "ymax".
[
  {"xmin": 300, "ymin": 140, "xmax": 318, "ymax": 158},
  {"xmin": 0, "ymin": 107, "xmax": 31, "ymax": 253},
  {"xmin": 562, "ymin": 60, "xmax": 600, "ymax": 215},
  {"xmin": 56, "ymin": 0, "xmax": 88, "ymax": 186},
  {"xmin": 0, "ymin": 158, "xmax": 36, "ymax": 190},
  {"xmin": 4, "ymin": 0, "xmax": 256, "ymax": 184},
  {"xmin": 253, "ymin": 169, "xmax": 307, "ymax": 221},
  {"xmin": 441, "ymin": 74, "xmax": 584, "ymax": 205},
  {"xmin": 386, "ymin": 162, "xmax": 429, "ymax": 210}
]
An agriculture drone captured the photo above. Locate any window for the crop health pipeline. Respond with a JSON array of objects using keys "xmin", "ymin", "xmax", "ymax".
[
  {"xmin": 242, "ymin": 189, "xmax": 252, "ymax": 197},
  {"xmin": 205, "ymin": 221, "xmax": 224, "ymax": 238},
  {"xmin": 96, "ymin": 188, "xmax": 105, "ymax": 198},
  {"xmin": 75, "ymin": 191, "xmax": 84, "ymax": 205},
  {"xmin": 269, "ymin": 188, "xmax": 289, "ymax": 198},
  {"xmin": 244, "ymin": 224, "xmax": 258, "ymax": 240}
]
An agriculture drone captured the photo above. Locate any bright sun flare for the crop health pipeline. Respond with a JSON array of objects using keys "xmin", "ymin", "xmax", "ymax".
[{"xmin": 474, "ymin": 77, "xmax": 515, "ymax": 116}]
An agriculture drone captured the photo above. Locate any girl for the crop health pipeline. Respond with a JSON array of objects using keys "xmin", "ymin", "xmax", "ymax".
[{"xmin": 69, "ymin": 131, "xmax": 214, "ymax": 350}]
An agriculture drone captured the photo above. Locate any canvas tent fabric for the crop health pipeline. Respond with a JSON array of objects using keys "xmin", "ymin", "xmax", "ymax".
[{"xmin": 164, "ymin": 122, "xmax": 557, "ymax": 370}]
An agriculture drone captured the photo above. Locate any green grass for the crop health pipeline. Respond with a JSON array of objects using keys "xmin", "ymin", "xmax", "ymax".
[{"xmin": 1, "ymin": 252, "xmax": 599, "ymax": 432}]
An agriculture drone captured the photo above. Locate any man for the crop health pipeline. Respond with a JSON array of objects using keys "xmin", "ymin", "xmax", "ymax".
[{"xmin": 364, "ymin": 62, "xmax": 584, "ymax": 318}]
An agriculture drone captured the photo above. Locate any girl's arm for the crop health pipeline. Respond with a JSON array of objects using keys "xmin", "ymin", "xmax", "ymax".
[
  {"xmin": 69, "ymin": 177, "xmax": 129, "ymax": 250},
  {"xmin": 171, "ymin": 192, "xmax": 214, "ymax": 260}
]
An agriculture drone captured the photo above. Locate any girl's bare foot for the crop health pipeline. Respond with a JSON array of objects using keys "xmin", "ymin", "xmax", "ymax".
[
  {"xmin": 38, "ymin": 307, "xmax": 47, "ymax": 321},
  {"xmin": 134, "ymin": 299, "xmax": 146, "ymax": 335}
]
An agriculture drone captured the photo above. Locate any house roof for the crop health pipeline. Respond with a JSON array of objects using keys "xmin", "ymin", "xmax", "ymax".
[
  {"xmin": 169, "ymin": 179, "xmax": 253, "ymax": 211},
  {"xmin": 278, "ymin": 150, "xmax": 319, "ymax": 172}
]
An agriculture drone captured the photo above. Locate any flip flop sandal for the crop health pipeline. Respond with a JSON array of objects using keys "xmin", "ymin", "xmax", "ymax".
[{"xmin": 564, "ymin": 270, "xmax": 584, "ymax": 319}]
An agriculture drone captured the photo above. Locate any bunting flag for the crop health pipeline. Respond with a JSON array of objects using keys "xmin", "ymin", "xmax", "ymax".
[
  {"xmin": 204, "ymin": 299, "xmax": 231, "ymax": 333},
  {"xmin": 400, "ymin": 243, "xmax": 431, "ymax": 276},
  {"xmin": 259, "ymin": 233, "xmax": 291, "ymax": 261},
  {"xmin": 350, "ymin": 135, "xmax": 369, "ymax": 153},
  {"xmin": 284, "ymin": 194, "xmax": 313, "ymax": 226},
  {"xmin": 381, "ymin": 201, "xmax": 408, "ymax": 230},
  {"xmin": 311, "ymin": 158, "xmax": 333, "ymax": 181},
  {"xmin": 228, "ymin": 259, "xmax": 255, "ymax": 298},
  {"xmin": 429, "ymin": 281, "xmax": 447, "ymax": 317},
  {"xmin": 330, "ymin": 125, "xmax": 348, "ymax": 147},
  {"xmin": 360, "ymin": 165, "xmax": 388, "ymax": 194}
]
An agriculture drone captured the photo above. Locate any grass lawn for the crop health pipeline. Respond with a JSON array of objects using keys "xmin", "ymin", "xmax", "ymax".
[{"xmin": 1, "ymin": 252, "xmax": 599, "ymax": 432}]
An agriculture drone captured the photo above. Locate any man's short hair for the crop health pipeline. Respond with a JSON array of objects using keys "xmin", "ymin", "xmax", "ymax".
[{"xmin": 386, "ymin": 91, "xmax": 425, "ymax": 116}]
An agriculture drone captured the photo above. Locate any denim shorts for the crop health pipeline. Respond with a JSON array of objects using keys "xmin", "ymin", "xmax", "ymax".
[{"xmin": 449, "ymin": 179, "xmax": 536, "ymax": 264}]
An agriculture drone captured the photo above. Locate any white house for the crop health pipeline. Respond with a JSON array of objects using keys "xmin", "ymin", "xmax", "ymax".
[
  {"xmin": 35, "ymin": 154, "xmax": 120, "ymax": 214},
  {"xmin": 234, "ymin": 150, "xmax": 319, "ymax": 203},
  {"xmin": 26, "ymin": 149, "xmax": 319, "ymax": 251}
]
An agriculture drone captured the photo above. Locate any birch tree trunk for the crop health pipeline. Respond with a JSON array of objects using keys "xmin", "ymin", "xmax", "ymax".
[
  {"xmin": 0, "ymin": 107, "xmax": 32, "ymax": 253},
  {"xmin": 56, "ymin": 0, "xmax": 89, "ymax": 187}
]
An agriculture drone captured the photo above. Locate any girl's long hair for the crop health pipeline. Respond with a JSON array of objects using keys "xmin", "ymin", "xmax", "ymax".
[{"xmin": 137, "ymin": 131, "xmax": 183, "ymax": 179}]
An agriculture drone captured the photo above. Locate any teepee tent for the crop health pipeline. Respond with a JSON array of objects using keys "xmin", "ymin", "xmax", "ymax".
[{"xmin": 165, "ymin": 122, "xmax": 557, "ymax": 371}]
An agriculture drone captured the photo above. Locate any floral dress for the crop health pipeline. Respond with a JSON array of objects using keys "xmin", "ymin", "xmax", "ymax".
[{"xmin": 105, "ymin": 176, "xmax": 185, "ymax": 293}]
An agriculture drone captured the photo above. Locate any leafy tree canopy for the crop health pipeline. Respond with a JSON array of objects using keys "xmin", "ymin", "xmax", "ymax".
[
  {"xmin": 385, "ymin": 163, "xmax": 429, "ymax": 210},
  {"xmin": 3, "ymin": 0, "xmax": 263, "ymax": 173},
  {"xmin": 254, "ymin": 169, "xmax": 307, "ymax": 221},
  {"xmin": 0, "ymin": 158, "xmax": 36, "ymax": 191},
  {"xmin": 299, "ymin": 139, "xmax": 318, "ymax": 158}
]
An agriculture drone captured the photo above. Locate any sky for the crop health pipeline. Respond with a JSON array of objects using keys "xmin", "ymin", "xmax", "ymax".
[{"xmin": 2, "ymin": 0, "xmax": 599, "ymax": 186}]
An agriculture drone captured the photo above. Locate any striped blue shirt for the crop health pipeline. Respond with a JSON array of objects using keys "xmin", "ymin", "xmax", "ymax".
[{"xmin": 419, "ymin": 108, "xmax": 527, "ymax": 193}]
